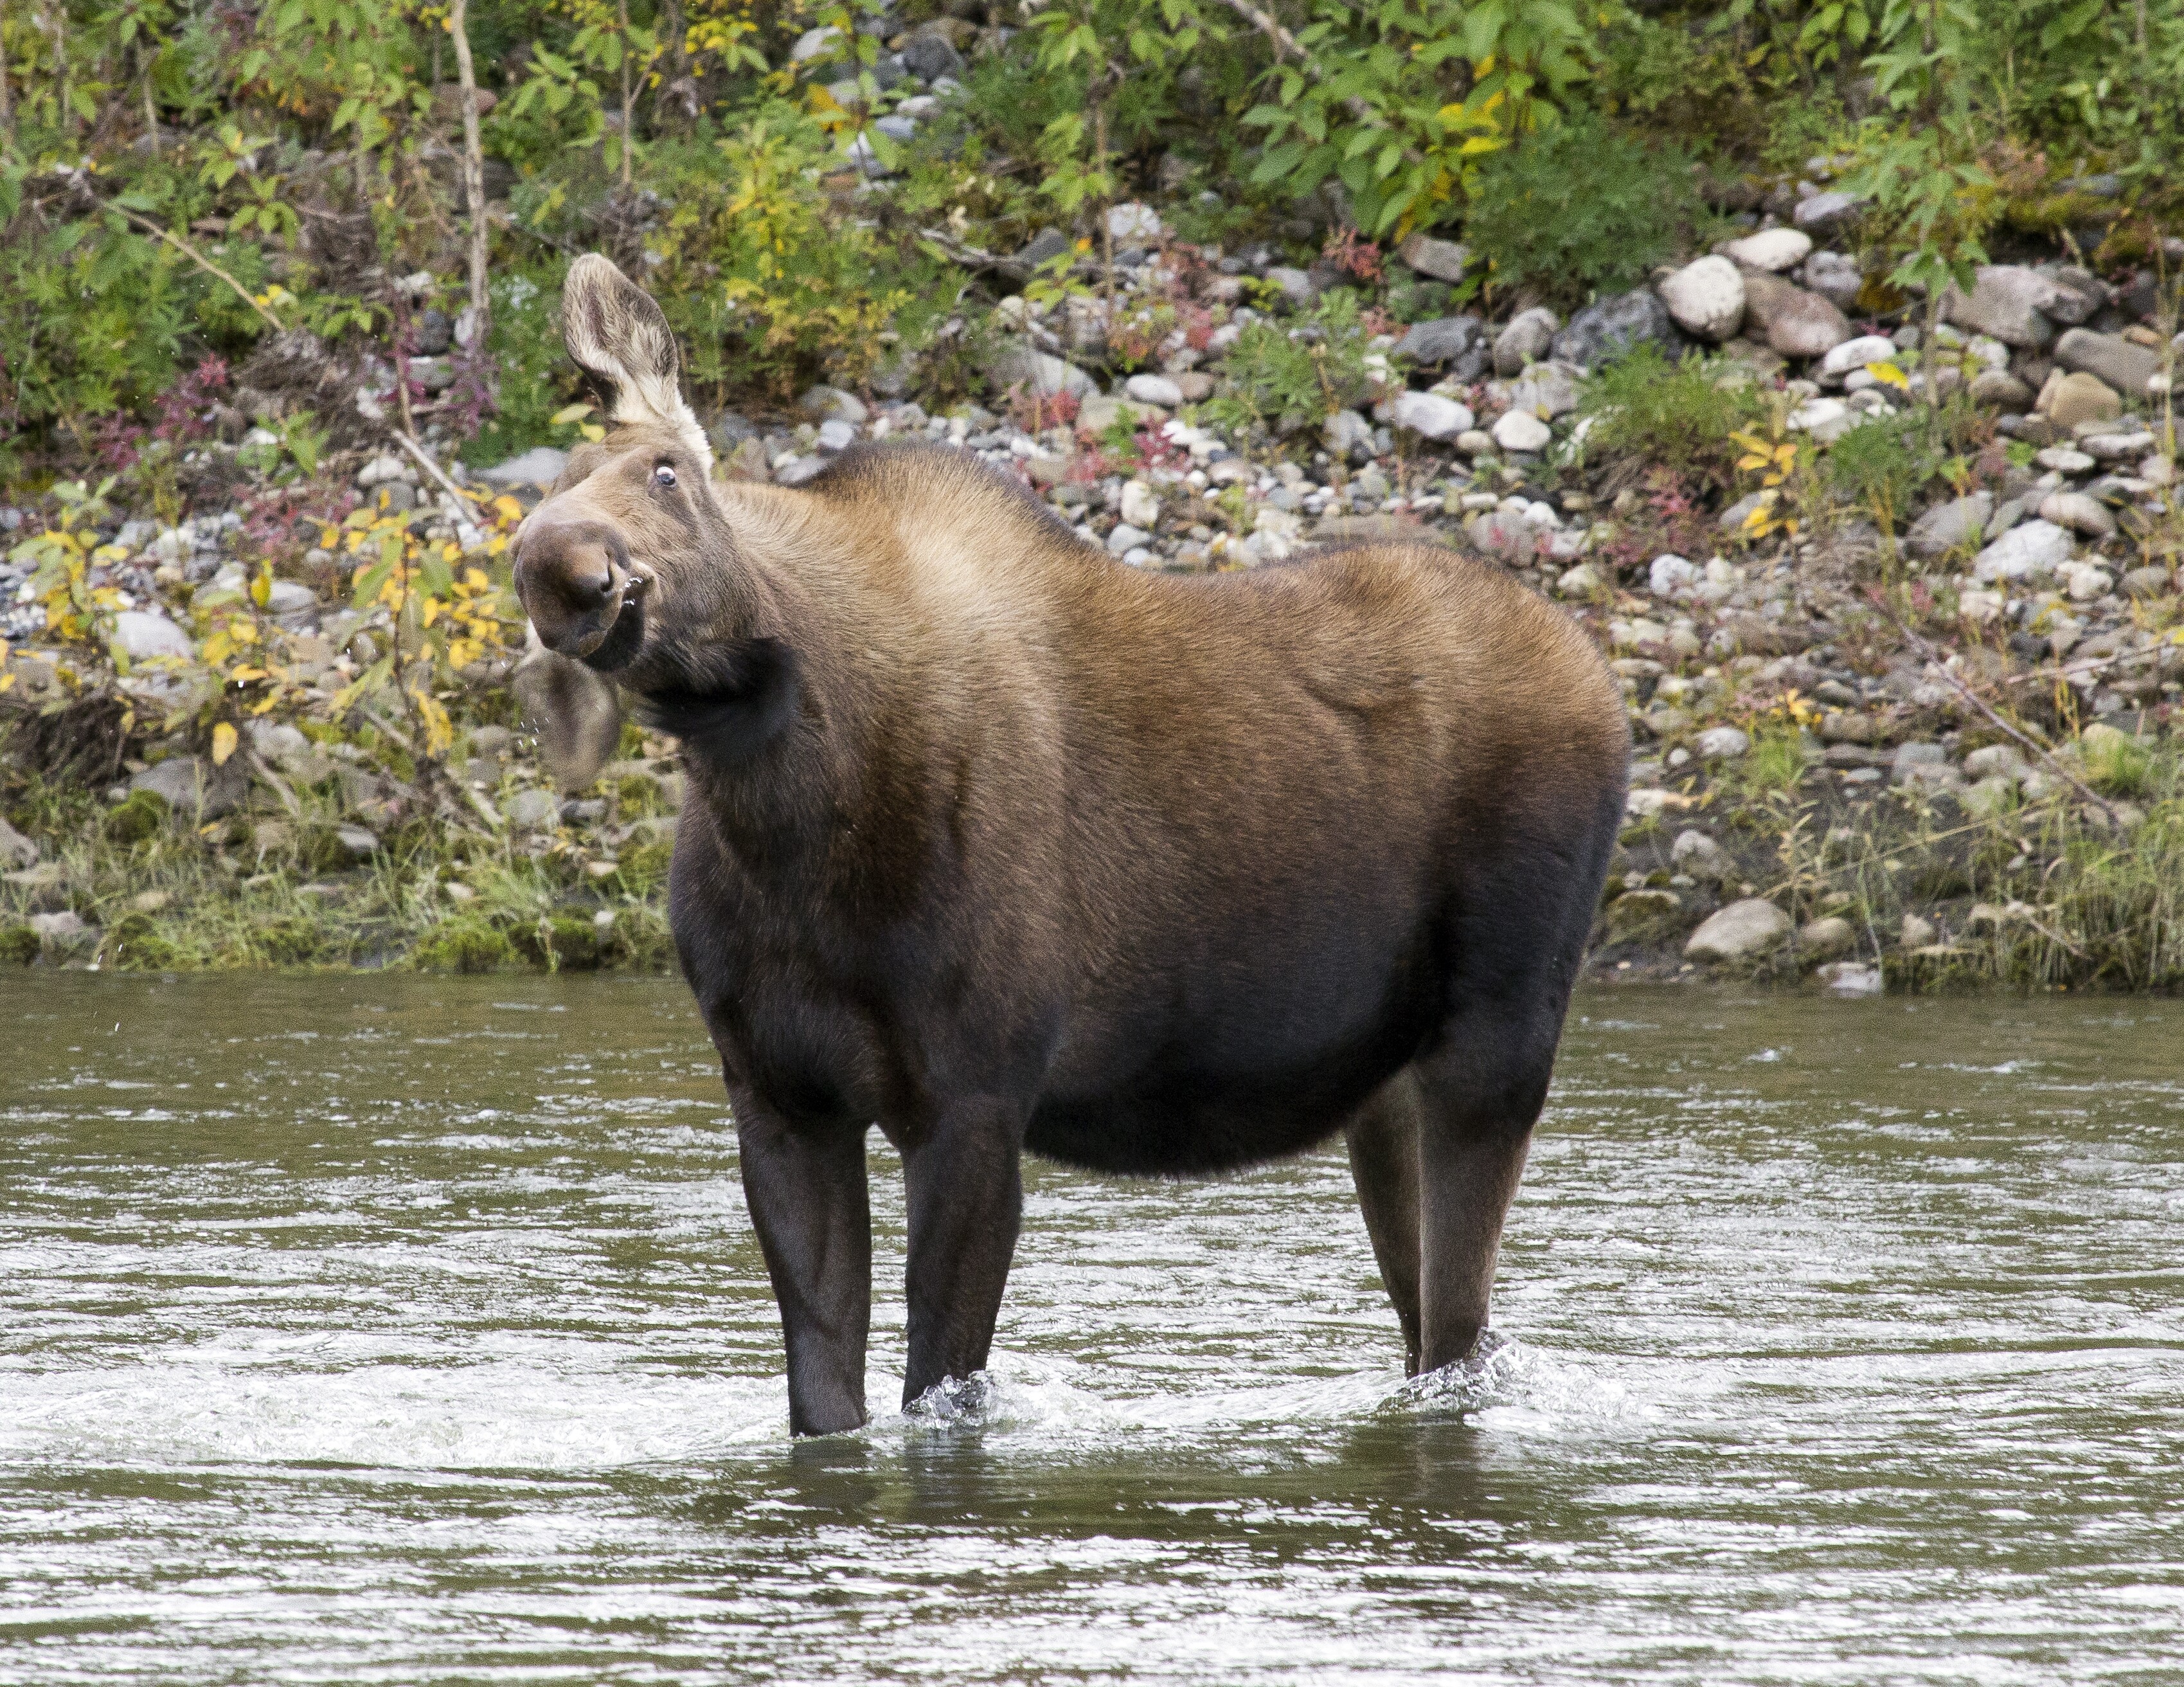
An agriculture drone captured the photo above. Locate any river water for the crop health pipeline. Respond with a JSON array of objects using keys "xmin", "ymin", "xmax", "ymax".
[{"xmin": 1, "ymin": 974, "xmax": 2180, "ymax": 1684}]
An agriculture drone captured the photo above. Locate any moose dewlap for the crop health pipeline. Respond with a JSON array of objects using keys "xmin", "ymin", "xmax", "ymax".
[{"xmin": 510, "ymin": 254, "xmax": 1631, "ymax": 1436}]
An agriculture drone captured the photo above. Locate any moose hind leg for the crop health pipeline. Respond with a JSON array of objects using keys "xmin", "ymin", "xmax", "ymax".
[
  {"xmin": 1411, "ymin": 1002, "xmax": 1568, "ymax": 1376},
  {"xmin": 1345, "ymin": 1068, "xmax": 1426, "ymax": 1376}
]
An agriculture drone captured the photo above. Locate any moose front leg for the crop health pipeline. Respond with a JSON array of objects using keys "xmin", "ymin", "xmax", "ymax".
[
  {"xmin": 897, "ymin": 1101, "xmax": 1025, "ymax": 1408},
  {"xmin": 736, "ymin": 1103, "xmax": 872, "ymax": 1437}
]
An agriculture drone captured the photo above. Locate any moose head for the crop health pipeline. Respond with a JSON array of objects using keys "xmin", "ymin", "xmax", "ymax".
[{"xmin": 510, "ymin": 256, "xmax": 801, "ymax": 783}]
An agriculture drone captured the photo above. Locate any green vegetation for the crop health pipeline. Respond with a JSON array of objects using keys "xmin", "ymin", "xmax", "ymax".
[{"xmin": 1578, "ymin": 347, "xmax": 1769, "ymax": 494}]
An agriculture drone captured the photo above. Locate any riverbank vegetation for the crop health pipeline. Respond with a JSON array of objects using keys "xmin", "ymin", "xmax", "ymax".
[{"xmin": 4, "ymin": 1, "xmax": 2183, "ymax": 988}]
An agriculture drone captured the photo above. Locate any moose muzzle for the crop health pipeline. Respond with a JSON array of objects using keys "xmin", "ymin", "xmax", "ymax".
[{"xmin": 514, "ymin": 519, "xmax": 634, "ymax": 661}]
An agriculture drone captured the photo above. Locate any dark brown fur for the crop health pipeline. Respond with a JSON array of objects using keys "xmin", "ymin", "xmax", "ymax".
[{"xmin": 514, "ymin": 257, "xmax": 1630, "ymax": 1435}]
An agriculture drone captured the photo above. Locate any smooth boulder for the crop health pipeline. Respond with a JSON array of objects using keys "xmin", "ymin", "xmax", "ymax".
[
  {"xmin": 1685, "ymin": 898, "xmax": 1793, "ymax": 962},
  {"xmin": 1659, "ymin": 256, "xmax": 1746, "ymax": 343}
]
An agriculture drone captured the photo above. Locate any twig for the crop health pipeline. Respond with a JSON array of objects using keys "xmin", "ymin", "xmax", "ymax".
[
  {"xmin": 246, "ymin": 747, "xmax": 301, "ymax": 818},
  {"xmin": 111, "ymin": 205, "xmax": 285, "ymax": 332},
  {"xmin": 1212, "ymin": 0, "xmax": 1377, "ymax": 126},
  {"xmin": 1864, "ymin": 588, "xmax": 2120, "ymax": 824},
  {"xmin": 388, "ymin": 429, "xmax": 472, "ymax": 509}
]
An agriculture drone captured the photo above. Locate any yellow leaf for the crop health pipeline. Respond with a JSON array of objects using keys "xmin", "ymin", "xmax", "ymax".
[
  {"xmin": 492, "ymin": 496, "xmax": 523, "ymax": 522},
  {"xmin": 550, "ymin": 402, "xmax": 595, "ymax": 426},
  {"xmin": 1866, "ymin": 361, "xmax": 1910, "ymax": 390},
  {"xmin": 580, "ymin": 424, "xmax": 605, "ymax": 443},
  {"xmin": 211, "ymin": 723, "xmax": 238, "ymax": 766}
]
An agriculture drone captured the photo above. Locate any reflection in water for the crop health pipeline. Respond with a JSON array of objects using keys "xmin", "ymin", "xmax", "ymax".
[{"xmin": 1, "ymin": 973, "xmax": 2181, "ymax": 1682}]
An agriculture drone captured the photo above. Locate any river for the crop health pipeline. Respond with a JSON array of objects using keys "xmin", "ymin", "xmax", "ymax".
[{"xmin": 2, "ymin": 975, "xmax": 2180, "ymax": 1683}]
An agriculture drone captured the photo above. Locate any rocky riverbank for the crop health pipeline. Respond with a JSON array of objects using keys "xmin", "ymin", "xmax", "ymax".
[{"xmin": 4, "ymin": 195, "xmax": 2181, "ymax": 989}]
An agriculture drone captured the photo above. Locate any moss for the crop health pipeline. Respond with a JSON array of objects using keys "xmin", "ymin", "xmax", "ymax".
[
  {"xmin": 0, "ymin": 924, "xmax": 39, "ymax": 964},
  {"xmin": 104, "ymin": 788, "xmax": 169, "ymax": 845},
  {"xmin": 414, "ymin": 916, "xmax": 518, "ymax": 973}
]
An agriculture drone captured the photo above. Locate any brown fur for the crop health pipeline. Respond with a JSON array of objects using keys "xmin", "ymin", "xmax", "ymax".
[{"xmin": 513, "ymin": 257, "xmax": 1629, "ymax": 1435}]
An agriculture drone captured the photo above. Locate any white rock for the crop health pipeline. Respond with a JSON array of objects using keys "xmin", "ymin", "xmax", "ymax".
[
  {"xmin": 1786, "ymin": 397, "xmax": 1855, "ymax": 442},
  {"xmin": 1106, "ymin": 522, "xmax": 1152, "ymax": 554},
  {"xmin": 1492, "ymin": 410, "xmax": 1552, "ymax": 453},
  {"xmin": 987, "ymin": 345, "xmax": 1096, "ymax": 399},
  {"xmin": 2036, "ymin": 447, "xmax": 2095, "ymax": 475},
  {"xmin": 2063, "ymin": 562, "xmax": 2113, "ymax": 601},
  {"xmin": 1974, "ymin": 519, "xmax": 2070, "ymax": 585},
  {"xmin": 1555, "ymin": 563, "xmax": 1602, "ymax": 597},
  {"xmin": 1820, "ymin": 334, "xmax": 1898, "ymax": 379},
  {"xmin": 1818, "ymin": 961, "xmax": 1884, "ymax": 997},
  {"xmin": 476, "ymin": 447, "xmax": 569, "ymax": 489},
  {"xmin": 1685, "ymin": 898, "xmax": 1793, "ymax": 962},
  {"xmin": 111, "ymin": 611, "xmax": 192, "ymax": 662},
  {"xmin": 1659, "ymin": 255, "xmax": 1746, "ymax": 342},
  {"xmin": 1120, "ymin": 480, "xmax": 1161, "ymax": 530},
  {"xmin": 1724, "ymin": 228, "xmax": 1812, "ymax": 273},
  {"xmin": 1670, "ymin": 829, "xmax": 1732, "ymax": 881},
  {"xmin": 1648, "ymin": 554, "xmax": 1699, "ymax": 597},
  {"xmin": 1106, "ymin": 202, "xmax": 1163, "ymax": 244},
  {"xmin": 1123, "ymin": 373, "xmax": 1184, "ymax": 408},
  {"xmin": 1696, "ymin": 725, "xmax": 1751, "ymax": 760},
  {"xmin": 1390, "ymin": 390, "xmax": 1474, "ymax": 440}
]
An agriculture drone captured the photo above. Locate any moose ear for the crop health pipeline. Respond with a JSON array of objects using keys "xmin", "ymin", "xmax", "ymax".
[{"xmin": 561, "ymin": 253, "xmax": 708, "ymax": 458}]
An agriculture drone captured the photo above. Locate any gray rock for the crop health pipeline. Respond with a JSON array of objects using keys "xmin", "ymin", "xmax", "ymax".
[
  {"xmin": 1696, "ymin": 725, "xmax": 1751, "ymax": 760},
  {"xmin": 2054, "ymin": 329, "xmax": 2162, "ymax": 397},
  {"xmin": 1820, "ymin": 334, "xmax": 1897, "ymax": 379},
  {"xmin": 986, "ymin": 345, "xmax": 1096, "ymax": 399},
  {"xmin": 1942, "ymin": 266, "xmax": 2066, "ymax": 349},
  {"xmin": 1659, "ymin": 256, "xmax": 1746, "ymax": 342},
  {"xmin": 1265, "ymin": 266, "xmax": 1318, "ymax": 308},
  {"xmin": 816, "ymin": 419, "xmax": 858, "ymax": 453},
  {"xmin": 1105, "ymin": 522, "xmax": 1152, "ymax": 555},
  {"xmin": 1670, "ymin": 828, "xmax": 1732, "ymax": 882},
  {"xmin": 1974, "ymin": 519, "xmax": 2073, "ymax": 583},
  {"xmin": 709, "ymin": 410, "xmax": 757, "ymax": 450},
  {"xmin": 111, "ymin": 611, "xmax": 192, "ymax": 663},
  {"xmin": 1798, "ymin": 915, "xmax": 1857, "ymax": 959},
  {"xmin": 335, "ymin": 824, "xmax": 380, "ymax": 860},
  {"xmin": 130, "ymin": 755, "xmax": 243, "ymax": 820},
  {"xmin": 1969, "ymin": 369, "xmax": 2035, "ymax": 411},
  {"xmin": 1390, "ymin": 391, "xmax": 1474, "ymax": 440},
  {"xmin": 1323, "ymin": 408, "xmax": 1376, "ymax": 458},
  {"xmin": 1723, "ymin": 227, "xmax": 1811, "ymax": 272},
  {"xmin": 2042, "ymin": 370, "xmax": 2122, "ymax": 429},
  {"xmin": 0, "ymin": 815, "xmax": 38, "ymax": 870},
  {"xmin": 504, "ymin": 788, "xmax": 559, "ymax": 831},
  {"xmin": 1553, "ymin": 288, "xmax": 1681, "ymax": 371},
  {"xmin": 1492, "ymin": 410, "xmax": 1552, "ymax": 453},
  {"xmin": 1800, "ymin": 249, "xmax": 1864, "ymax": 310},
  {"xmin": 1907, "ymin": 492, "xmax": 1994, "ymax": 559},
  {"xmin": 415, "ymin": 309, "xmax": 453, "ymax": 356},
  {"xmin": 1507, "ymin": 359, "xmax": 1580, "ymax": 419},
  {"xmin": 1744, "ymin": 274, "xmax": 1852, "ymax": 359},
  {"xmin": 1493, "ymin": 307, "xmax": 1558, "ymax": 376},
  {"xmin": 899, "ymin": 30, "xmax": 963, "ymax": 80},
  {"xmin": 1793, "ymin": 190, "xmax": 1862, "ymax": 239},
  {"xmin": 1105, "ymin": 202, "xmax": 1163, "ymax": 244},
  {"xmin": 1123, "ymin": 373, "xmax": 1184, "ymax": 408},
  {"xmin": 476, "ymin": 447, "xmax": 569, "ymax": 489},
  {"xmin": 1394, "ymin": 314, "xmax": 1487, "ymax": 368},
  {"xmin": 2039, "ymin": 491, "xmax": 2117, "ymax": 538},
  {"xmin": 2034, "ymin": 264, "xmax": 2108, "ymax": 325},
  {"xmin": 1396, "ymin": 233, "xmax": 1470, "ymax": 283},
  {"xmin": 1685, "ymin": 897, "xmax": 1793, "ymax": 962},
  {"xmin": 799, "ymin": 384, "xmax": 869, "ymax": 425},
  {"xmin": 1013, "ymin": 227, "xmax": 1071, "ymax": 274},
  {"xmin": 1719, "ymin": 491, "xmax": 1768, "ymax": 533}
]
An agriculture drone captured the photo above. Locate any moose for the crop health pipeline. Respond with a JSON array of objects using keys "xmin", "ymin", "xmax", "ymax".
[{"xmin": 512, "ymin": 255, "xmax": 1629, "ymax": 1437}]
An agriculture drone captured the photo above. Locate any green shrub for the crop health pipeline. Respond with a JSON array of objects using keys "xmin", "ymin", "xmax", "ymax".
[
  {"xmin": 1821, "ymin": 413, "xmax": 1933, "ymax": 532},
  {"xmin": 0, "ymin": 925, "xmax": 39, "ymax": 966},
  {"xmin": 1465, "ymin": 116, "xmax": 1704, "ymax": 309},
  {"xmin": 1577, "ymin": 346, "xmax": 1768, "ymax": 492},
  {"xmin": 1202, "ymin": 291, "xmax": 1381, "ymax": 439}
]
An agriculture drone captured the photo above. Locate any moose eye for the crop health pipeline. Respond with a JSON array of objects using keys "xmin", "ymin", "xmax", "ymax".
[{"xmin": 653, "ymin": 462, "xmax": 677, "ymax": 489}]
